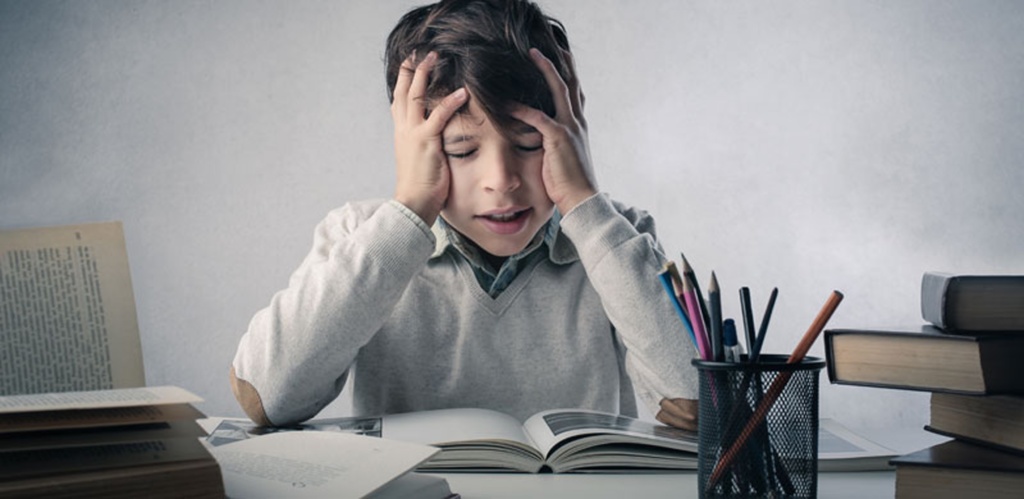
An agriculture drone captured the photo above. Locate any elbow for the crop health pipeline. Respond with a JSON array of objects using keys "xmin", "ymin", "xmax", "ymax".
[{"xmin": 229, "ymin": 365, "xmax": 274, "ymax": 427}]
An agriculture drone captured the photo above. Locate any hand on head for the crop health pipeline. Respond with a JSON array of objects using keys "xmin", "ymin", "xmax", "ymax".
[
  {"xmin": 392, "ymin": 45, "xmax": 598, "ymax": 226},
  {"xmin": 510, "ymin": 48, "xmax": 598, "ymax": 215},
  {"xmin": 391, "ymin": 51, "xmax": 469, "ymax": 225}
]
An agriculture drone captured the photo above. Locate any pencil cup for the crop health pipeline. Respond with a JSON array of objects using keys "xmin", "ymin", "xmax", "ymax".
[{"xmin": 692, "ymin": 355, "xmax": 825, "ymax": 499}]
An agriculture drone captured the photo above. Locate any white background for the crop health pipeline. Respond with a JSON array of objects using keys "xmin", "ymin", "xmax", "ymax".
[{"xmin": 2, "ymin": 1, "xmax": 1021, "ymax": 428}]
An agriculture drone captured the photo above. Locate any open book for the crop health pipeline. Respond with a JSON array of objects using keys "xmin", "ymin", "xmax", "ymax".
[
  {"xmin": 0, "ymin": 222, "xmax": 145, "ymax": 396},
  {"xmin": 207, "ymin": 407, "xmax": 699, "ymax": 473}
]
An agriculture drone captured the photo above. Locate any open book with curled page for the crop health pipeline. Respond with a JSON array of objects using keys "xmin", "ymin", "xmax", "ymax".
[
  {"xmin": 206, "ymin": 409, "xmax": 896, "ymax": 474},
  {"xmin": 208, "ymin": 407, "xmax": 699, "ymax": 473},
  {"xmin": 0, "ymin": 221, "xmax": 145, "ymax": 396}
]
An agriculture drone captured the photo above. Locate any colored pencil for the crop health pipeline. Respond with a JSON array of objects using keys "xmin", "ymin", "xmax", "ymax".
[
  {"xmin": 680, "ymin": 253, "xmax": 711, "ymax": 332},
  {"xmin": 658, "ymin": 267, "xmax": 697, "ymax": 349},
  {"xmin": 681, "ymin": 272, "xmax": 712, "ymax": 360}
]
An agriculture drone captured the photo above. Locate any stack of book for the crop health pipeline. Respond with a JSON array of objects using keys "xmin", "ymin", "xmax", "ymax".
[
  {"xmin": 0, "ymin": 386, "xmax": 224, "ymax": 498},
  {"xmin": 824, "ymin": 272, "xmax": 1024, "ymax": 499}
]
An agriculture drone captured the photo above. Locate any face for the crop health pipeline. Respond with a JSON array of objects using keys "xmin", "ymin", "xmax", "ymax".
[{"xmin": 440, "ymin": 97, "xmax": 555, "ymax": 257}]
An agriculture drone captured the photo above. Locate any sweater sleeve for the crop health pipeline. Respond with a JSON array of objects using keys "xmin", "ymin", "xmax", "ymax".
[
  {"xmin": 231, "ymin": 199, "xmax": 435, "ymax": 425},
  {"xmin": 557, "ymin": 193, "xmax": 700, "ymax": 414}
]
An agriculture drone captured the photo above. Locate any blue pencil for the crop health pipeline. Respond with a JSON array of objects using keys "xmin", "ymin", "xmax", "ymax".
[{"xmin": 659, "ymin": 270, "xmax": 698, "ymax": 349}]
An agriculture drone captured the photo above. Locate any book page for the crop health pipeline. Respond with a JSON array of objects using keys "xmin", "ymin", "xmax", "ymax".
[
  {"xmin": 817, "ymin": 418, "xmax": 897, "ymax": 471},
  {"xmin": 381, "ymin": 408, "xmax": 533, "ymax": 448},
  {"xmin": 0, "ymin": 386, "xmax": 201, "ymax": 414},
  {"xmin": 523, "ymin": 409, "xmax": 699, "ymax": 459},
  {"xmin": 0, "ymin": 222, "xmax": 144, "ymax": 395},
  {"xmin": 210, "ymin": 431, "xmax": 439, "ymax": 498}
]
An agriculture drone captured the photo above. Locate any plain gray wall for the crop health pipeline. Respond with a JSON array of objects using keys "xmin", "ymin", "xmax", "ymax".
[{"xmin": 2, "ymin": 0, "xmax": 1022, "ymax": 428}]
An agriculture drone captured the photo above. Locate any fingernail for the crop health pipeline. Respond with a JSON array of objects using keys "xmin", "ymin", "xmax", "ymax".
[{"xmin": 453, "ymin": 88, "xmax": 467, "ymax": 100}]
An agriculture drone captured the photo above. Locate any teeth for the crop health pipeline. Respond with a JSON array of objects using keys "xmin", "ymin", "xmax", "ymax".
[{"xmin": 487, "ymin": 211, "xmax": 519, "ymax": 222}]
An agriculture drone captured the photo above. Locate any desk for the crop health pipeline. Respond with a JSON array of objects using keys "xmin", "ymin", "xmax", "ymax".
[{"xmin": 438, "ymin": 471, "xmax": 895, "ymax": 498}]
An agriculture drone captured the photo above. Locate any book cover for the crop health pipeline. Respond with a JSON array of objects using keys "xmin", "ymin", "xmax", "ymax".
[
  {"xmin": 892, "ymin": 440, "xmax": 1024, "ymax": 499},
  {"xmin": 922, "ymin": 272, "xmax": 1024, "ymax": 333},
  {"xmin": 925, "ymin": 392, "xmax": 1024, "ymax": 455},
  {"xmin": 824, "ymin": 326, "xmax": 1024, "ymax": 394}
]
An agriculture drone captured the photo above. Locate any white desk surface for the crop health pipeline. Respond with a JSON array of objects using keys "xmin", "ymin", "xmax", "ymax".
[{"xmin": 437, "ymin": 471, "xmax": 894, "ymax": 499}]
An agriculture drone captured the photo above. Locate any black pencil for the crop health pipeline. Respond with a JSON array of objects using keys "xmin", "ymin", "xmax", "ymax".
[
  {"xmin": 708, "ymin": 272, "xmax": 723, "ymax": 362},
  {"xmin": 739, "ymin": 287, "xmax": 756, "ymax": 363},
  {"xmin": 750, "ymin": 287, "xmax": 778, "ymax": 362}
]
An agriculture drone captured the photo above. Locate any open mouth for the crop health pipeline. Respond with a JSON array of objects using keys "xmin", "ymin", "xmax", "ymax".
[
  {"xmin": 476, "ymin": 208, "xmax": 532, "ymax": 234},
  {"xmin": 481, "ymin": 209, "xmax": 529, "ymax": 222}
]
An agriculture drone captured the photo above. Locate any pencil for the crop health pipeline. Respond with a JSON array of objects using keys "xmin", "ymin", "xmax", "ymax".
[
  {"xmin": 750, "ymin": 287, "xmax": 779, "ymax": 363},
  {"xmin": 706, "ymin": 290, "xmax": 844, "ymax": 491},
  {"xmin": 739, "ymin": 287, "xmax": 757, "ymax": 363},
  {"xmin": 681, "ymin": 272, "xmax": 712, "ymax": 360},
  {"xmin": 658, "ymin": 267, "xmax": 697, "ymax": 349},
  {"xmin": 708, "ymin": 272, "xmax": 724, "ymax": 362},
  {"xmin": 680, "ymin": 253, "xmax": 711, "ymax": 332},
  {"xmin": 664, "ymin": 261, "xmax": 685, "ymax": 297}
]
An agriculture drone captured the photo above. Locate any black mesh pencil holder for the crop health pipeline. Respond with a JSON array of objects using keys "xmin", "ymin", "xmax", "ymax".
[{"xmin": 692, "ymin": 355, "xmax": 825, "ymax": 499}]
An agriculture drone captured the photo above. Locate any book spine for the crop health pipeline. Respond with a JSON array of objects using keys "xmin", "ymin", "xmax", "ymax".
[
  {"xmin": 921, "ymin": 272, "xmax": 954, "ymax": 330},
  {"xmin": 823, "ymin": 330, "xmax": 841, "ymax": 384}
]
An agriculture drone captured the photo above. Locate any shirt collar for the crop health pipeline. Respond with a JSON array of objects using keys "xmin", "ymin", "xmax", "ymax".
[{"xmin": 430, "ymin": 210, "xmax": 578, "ymax": 265}]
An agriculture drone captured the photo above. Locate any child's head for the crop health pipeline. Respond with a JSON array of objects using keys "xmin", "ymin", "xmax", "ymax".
[{"xmin": 385, "ymin": 0, "xmax": 573, "ymax": 136}]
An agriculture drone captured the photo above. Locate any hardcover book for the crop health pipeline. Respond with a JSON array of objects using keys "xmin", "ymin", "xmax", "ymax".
[
  {"xmin": 921, "ymin": 272, "xmax": 1024, "ymax": 333},
  {"xmin": 824, "ymin": 326, "xmax": 1024, "ymax": 394},
  {"xmin": 892, "ymin": 439, "xmax": 1024, "ymax": 499},
  {"xmin": 0, "ymin": 386, "xmax": 223, "ymax": 499},
  {"xmin": 926, "ymin": 392, "xmax": 1024, "ymax": 455}
]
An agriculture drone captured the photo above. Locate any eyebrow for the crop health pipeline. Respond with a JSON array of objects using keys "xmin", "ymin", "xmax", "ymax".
[{"xmin": 511, "ymin": 122, "xmax": 539, "ymax": 135}]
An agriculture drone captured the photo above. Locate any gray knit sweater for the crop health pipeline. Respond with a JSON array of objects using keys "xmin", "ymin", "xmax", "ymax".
[{"xmin": 231, "ymin": 193, "xmax": 699, "ymax": 425}]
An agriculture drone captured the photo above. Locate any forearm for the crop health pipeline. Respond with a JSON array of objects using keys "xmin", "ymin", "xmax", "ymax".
[
  {"xmin": 559, "ymin": 194, "xmax": 700, "ymax": 413},
  {"xmin": 231, "ymin": 200, "xmax": 435, "ymax": 425}
]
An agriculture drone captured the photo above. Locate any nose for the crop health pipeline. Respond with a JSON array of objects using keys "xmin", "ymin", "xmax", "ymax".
[{"xmin": 482, "ymin": 149, "xmax": 521, "ymax": 193}]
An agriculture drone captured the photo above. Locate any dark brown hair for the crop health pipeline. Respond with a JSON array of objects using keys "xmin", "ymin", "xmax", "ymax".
[{"xmin": 385, "ymin": 0, "xmax": 572, "ymax": 135}]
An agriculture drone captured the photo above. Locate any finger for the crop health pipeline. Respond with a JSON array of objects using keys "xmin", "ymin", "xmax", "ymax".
[
  {"xmin": 507, "ymin": 101, "xmax": 558, "ymax": 138},
  {"xmin": 407, "ymin": 52, "xmax": 438, "ymax": 122},
  {"xmin": 560, "ymin": 49, "xmax": 585, "ymax": 119},
  {"xmin": 529, "ymin": 48, "xmax": 573, "ymax": 121},
  {"xmin": 423, "ymin": 87, "xmax": 469, "ymax": 134},
  {"xmin": 656, "ymin": 398, "xmax": 699, "ymax": 431},
  {"xmin": 392, "ymin": 55, "xmax": 417, "ymax": 118}
]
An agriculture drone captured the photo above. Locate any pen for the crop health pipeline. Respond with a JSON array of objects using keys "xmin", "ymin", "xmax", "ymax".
[
  {"xmin": 750, "ymin": 287, "xmax": 778, "ymax": 363},
  {"xmin": 722, "ymin": 319, "xmax": 743, "ymax": 363}
]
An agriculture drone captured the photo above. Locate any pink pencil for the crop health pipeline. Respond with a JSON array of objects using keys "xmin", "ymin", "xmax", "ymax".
[{"xmin": 681, "ymin": 273, "xmax": 711, "ymax": 360}]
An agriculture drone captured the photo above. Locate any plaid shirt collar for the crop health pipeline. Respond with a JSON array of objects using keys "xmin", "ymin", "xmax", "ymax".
[{"xmin": 430, "ymin": 210, "xmax": 575, "ymax": 296}]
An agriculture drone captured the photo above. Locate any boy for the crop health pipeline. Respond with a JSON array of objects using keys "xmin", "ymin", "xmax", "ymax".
[{"xmin": 230, "ymin": 0, "xmax": 699, "ymax": 430}]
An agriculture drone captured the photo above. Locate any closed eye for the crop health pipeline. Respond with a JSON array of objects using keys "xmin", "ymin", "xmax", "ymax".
[
  {"xmin": 445, "ymin": 149, "xmax": 477, "ymax": 159},
  {"xmin": 517, "ymin": 144, "xmax": 543, "ymax": 153}
]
